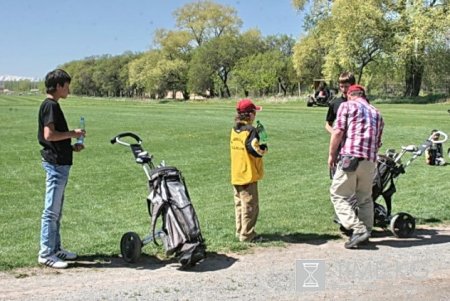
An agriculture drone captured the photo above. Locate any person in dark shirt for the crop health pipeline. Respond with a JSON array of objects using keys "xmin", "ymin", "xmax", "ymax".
[
  {"xmin": 325, "ymin": 72, "xmax": 356, "ymax": 134},
  {"xmin": 314, "ymin": 81, "xmax": 330, "ymax": 104},
  {"xmin": 37, "ymin": 69, "xmax": 86, "ymax": 269}
]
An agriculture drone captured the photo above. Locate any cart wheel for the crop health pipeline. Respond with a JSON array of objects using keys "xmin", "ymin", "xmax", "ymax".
[
  {"xmin": 120, "ymin": 232, "xmax": 142, "ymax": 263},
  {"xmin": 389, "ymin": 213, "xmax": 415, "ymax": 238}
]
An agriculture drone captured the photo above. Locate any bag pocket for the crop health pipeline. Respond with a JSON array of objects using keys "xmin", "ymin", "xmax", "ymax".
[{"xmin": 341, "ymin": 156, "xmax": 360, "ymax": 172}]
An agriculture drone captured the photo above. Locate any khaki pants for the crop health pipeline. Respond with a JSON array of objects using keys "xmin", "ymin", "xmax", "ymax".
[
  {"xmin": 233, "ymin": 182, "xmax": 259, "ymax": 242},
  {"xmin": 330, "ymin": 159, "xmax": 376, "ymax": 234}
]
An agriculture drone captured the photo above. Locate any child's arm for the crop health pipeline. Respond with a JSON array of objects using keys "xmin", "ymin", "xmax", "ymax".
[{"xmin": 245, "ymin": 128, "xmax": 267, "ymax": 157}]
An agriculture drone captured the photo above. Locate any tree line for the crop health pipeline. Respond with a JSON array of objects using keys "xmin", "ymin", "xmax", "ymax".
[
  {"xmin": 7, "ymin": 0, "xmax": 446, "ymax": 98},
  {"xmin": 60, "ymin": 1, "xmax": 300, "ymax": 99}
]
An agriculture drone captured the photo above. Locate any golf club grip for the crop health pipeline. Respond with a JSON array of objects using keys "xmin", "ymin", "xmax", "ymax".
[{"xmin": 110, "ymin": 132, "xmax": 142, "ymax": 144}]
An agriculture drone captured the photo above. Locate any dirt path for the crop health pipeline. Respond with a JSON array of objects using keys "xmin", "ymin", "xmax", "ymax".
[{"xmin": 1, "ymin": 226, "xmax": 450, "ymax": 301}]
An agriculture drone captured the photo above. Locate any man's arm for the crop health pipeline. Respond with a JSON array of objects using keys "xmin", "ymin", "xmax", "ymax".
[
  {"xmin": 325, "ymin": 122, "xmax": 334, "ymax": 134},
  {"xmin": 328, "ymin": 129, "xmax": 344, "ymax": 168}
]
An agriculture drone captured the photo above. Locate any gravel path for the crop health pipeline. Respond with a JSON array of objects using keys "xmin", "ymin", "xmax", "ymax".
[{"xmin": 1, "ymin": 226, "xmax": 449, "ymax": 301}]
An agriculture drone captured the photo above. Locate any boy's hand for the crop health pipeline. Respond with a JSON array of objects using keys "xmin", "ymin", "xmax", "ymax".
[
  {"xmin": 73, "ymin": 143, "xmax": 85, "ymax": 152},
  {"xmin": 260, "ymin": 144, "xmax": 268, "ymax": 154},
  {"xmin": 72, "ymin": 129, "xmax": 86, "ymax": 138}
]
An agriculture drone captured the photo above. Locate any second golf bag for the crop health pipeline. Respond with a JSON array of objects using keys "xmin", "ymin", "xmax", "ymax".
[{"xmin": 148, "ymin": 166, "xmax": 206, "ymax": 267}]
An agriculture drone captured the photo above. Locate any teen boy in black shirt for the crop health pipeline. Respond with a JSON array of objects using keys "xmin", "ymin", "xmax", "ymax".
[{"xmin": 37, "ymin": 69, "xmax": 86, "ymax": 269}]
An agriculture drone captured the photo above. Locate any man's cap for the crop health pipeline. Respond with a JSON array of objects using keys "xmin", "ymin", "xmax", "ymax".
[
  {"xmin": 347, "ymin": 84, "xmax": 365, "ymax": 94},
  {"xmin": 236, "ymin": 98, "xmax": 262, "ymax": 112}
]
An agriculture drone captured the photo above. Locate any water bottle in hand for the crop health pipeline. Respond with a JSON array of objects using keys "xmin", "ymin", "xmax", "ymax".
[
  {"xmin": 76, "ymin": 116, "xmax": 85, "ymax": 145},
  {"xmin": 256, "ymin": 120, "xmax": 268, "ymax": 145}
]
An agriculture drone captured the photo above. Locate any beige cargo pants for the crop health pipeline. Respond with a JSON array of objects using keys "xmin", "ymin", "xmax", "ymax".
[
  {"xmin": 330, "ymin": 159, "xmax": 376, "ymax": 234},
  {"xmin": 233, "ymin": 182, "xmax": 259, "ymax": 242}
]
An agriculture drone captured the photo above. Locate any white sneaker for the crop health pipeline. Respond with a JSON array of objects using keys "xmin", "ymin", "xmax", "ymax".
[
  {"xmin": 38, "ymin": 255, "xmax": 68, "ymax": 269},
  {"xmin": 55, "ymin": 249, "xmax": 77, "ymax": 260}
]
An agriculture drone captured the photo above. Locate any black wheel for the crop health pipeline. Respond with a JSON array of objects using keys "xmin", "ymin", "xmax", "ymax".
[
  {"xmin": 120, "ymin": 232, "xmax": 142, "ymax": 263},
  {"xmin": 389, "ymin": 213, "xmax": 415, "ymax": 238}
]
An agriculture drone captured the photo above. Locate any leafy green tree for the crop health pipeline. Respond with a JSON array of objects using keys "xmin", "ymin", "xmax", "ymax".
[
  {"xmin": 62, "ymin": 58, "xmax": 97, "ymax": 96},
  {"xmin": 388, "ymin": 0, "xmax": 449, "ymax": 96},
  {"xmin": 292, "ymin": 0, "xmax": 334, "ymax": 31},
  {"xmin": 62, "ymin": 53, "xmax": 138, "ymax": 97},
  {"xmin": 153, "ymin": 29, "xmax": 194, "ymax": 99},
  {"xmin": 292, "ymin": 29, "xmax": 328, "ymax": 85},
  {"xmin": 422, "ymin": 43, "xmax": 450, "ymax": 94},
  {"xmin": 292, "ymin": 0, "xmax": 450, "ymax": 96},
  {"xmin": 233, "ymin": 51, "xmax": 285, "ymax": 96},
  {"xmin": 174, "ymin": 0, "xmax": 242, "ymax": 46},
  {"xmin": 263, "ymin": 35, "xmax": 298, "ymax": 95},
  {"xmin": 153, "ymin": 29, "xmax": 193, "ymax": 61},
  {"xmin": 188, "ymin": 31, "xmax": 264, "ymax": 97},
  {"xmin": 18, "ymin": 80, "xmax": 32, "ymax": 92},
  {"xmin": 323, "ymin": 0, "xmax": 392, "ymax": 83},
  {"xmin": 128, "ymin": 50, "xmax": 164, "ymax": 97}
]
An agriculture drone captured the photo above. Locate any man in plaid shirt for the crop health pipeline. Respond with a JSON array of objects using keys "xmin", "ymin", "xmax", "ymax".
[{"xmin": 328, "ymin": 84, "xmax": 384, "ymax": 249}]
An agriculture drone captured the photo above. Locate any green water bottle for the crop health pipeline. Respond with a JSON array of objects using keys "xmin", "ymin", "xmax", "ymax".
[
  {"xmin": 76, "ymin": 116, "xmax": 85, "ymax": 145},
  {"xmin": 256, "ymin": 120, "xmax": 268, "ymax": 145}
]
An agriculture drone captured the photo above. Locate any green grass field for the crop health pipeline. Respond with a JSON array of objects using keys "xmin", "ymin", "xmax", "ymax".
[{"xmin": 0, "ymin": 95, "xmax": 449, "ymax": 270}]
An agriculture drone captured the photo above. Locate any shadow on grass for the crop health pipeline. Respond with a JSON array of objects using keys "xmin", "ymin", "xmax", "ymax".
[
  {"xmin": 71, "ymin": 251, "xmax": 237, "ymax": 272},
  {"xmin": 416, "ymin": 217, "xmax": 443, "ymax": 223},
  {"xmin": 372, "ymin": 228, "xmax": 450, "ymax": 248},
  {"xmin": 260, "ymin": 232, "xmax": 341, "ymax": 245}
]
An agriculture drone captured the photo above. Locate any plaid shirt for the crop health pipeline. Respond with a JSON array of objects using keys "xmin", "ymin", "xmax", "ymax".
[{"xmin": 334, "ymin": 98, "xmax": 384, "ymax": 162}]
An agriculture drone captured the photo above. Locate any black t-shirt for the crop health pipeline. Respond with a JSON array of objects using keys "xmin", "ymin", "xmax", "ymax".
[
  {"xmin": 38, "ymin": 98, "xmax": 73, "ymax": 165},
  {"xmin": 325, "ymin": 96, "xmax": 346, "ymax": 125}
]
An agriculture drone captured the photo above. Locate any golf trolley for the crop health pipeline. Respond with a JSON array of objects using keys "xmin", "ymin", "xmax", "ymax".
[
  {"xmin": 337, "ymin": 130, "xmax": 448, "ymax": 238},
  {"xmin": 111, "ymin": 132, "xmax": 206, "ymax": 267}
]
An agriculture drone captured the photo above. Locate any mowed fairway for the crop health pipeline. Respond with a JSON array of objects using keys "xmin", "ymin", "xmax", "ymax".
[{"xmin": 0, "ymin": 95, "xmax": 449, "ymax": 270}]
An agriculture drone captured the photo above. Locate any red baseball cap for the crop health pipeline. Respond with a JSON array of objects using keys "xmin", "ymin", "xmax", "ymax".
[
  {"xmin": 347, "ymin": 84, "xmax": 365, "ymax": 94},
  {"xmin": 236, "ymin": 98, "xmax": 262, "ymax": 113}
]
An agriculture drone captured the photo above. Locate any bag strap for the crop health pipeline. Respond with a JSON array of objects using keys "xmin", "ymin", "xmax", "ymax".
[
  {"xmin": 151, "ymin": 202, "xmax": 164, "ymax": 246},
  {"xmin": 150, "ymin": 176, "xmax": 169, "ymax": 246}
]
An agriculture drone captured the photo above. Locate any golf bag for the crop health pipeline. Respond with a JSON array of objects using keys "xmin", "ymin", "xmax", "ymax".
[
  {"xmin": 148, "ymin": 166, "xmax": 206, "ymax": 267},
  {"xmin": 425, "ymin": 143, "xmax": 445, "ymax": 166},
  {"xmin": 371, "ymin": 154, "xmax": 405, "ymax": 227},
  {"xmin": 425, "ymin": 130, "xmax": 446, "ymax": 166},
  {"xmin": 111, "ymin": 132, "xmax": 206, "ymax": 268}
]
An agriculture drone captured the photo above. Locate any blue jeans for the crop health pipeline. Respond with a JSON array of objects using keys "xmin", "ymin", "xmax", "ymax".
[{"xmin": 39, "ymin": 162, "xmax": 71, "ymax": 257}]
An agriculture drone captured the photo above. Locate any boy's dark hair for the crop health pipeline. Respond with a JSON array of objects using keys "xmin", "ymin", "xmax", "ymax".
[
  {"xmin": 338, "ymin": 72, "xmax": 356, "ymax": 85},
  {"xmin": 235, "ymin": 111, "xmax": 254, "ymax": 123},
  {"xmin": 45, "ymin": 69, "xmax": 71, "ymax": 93}
]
